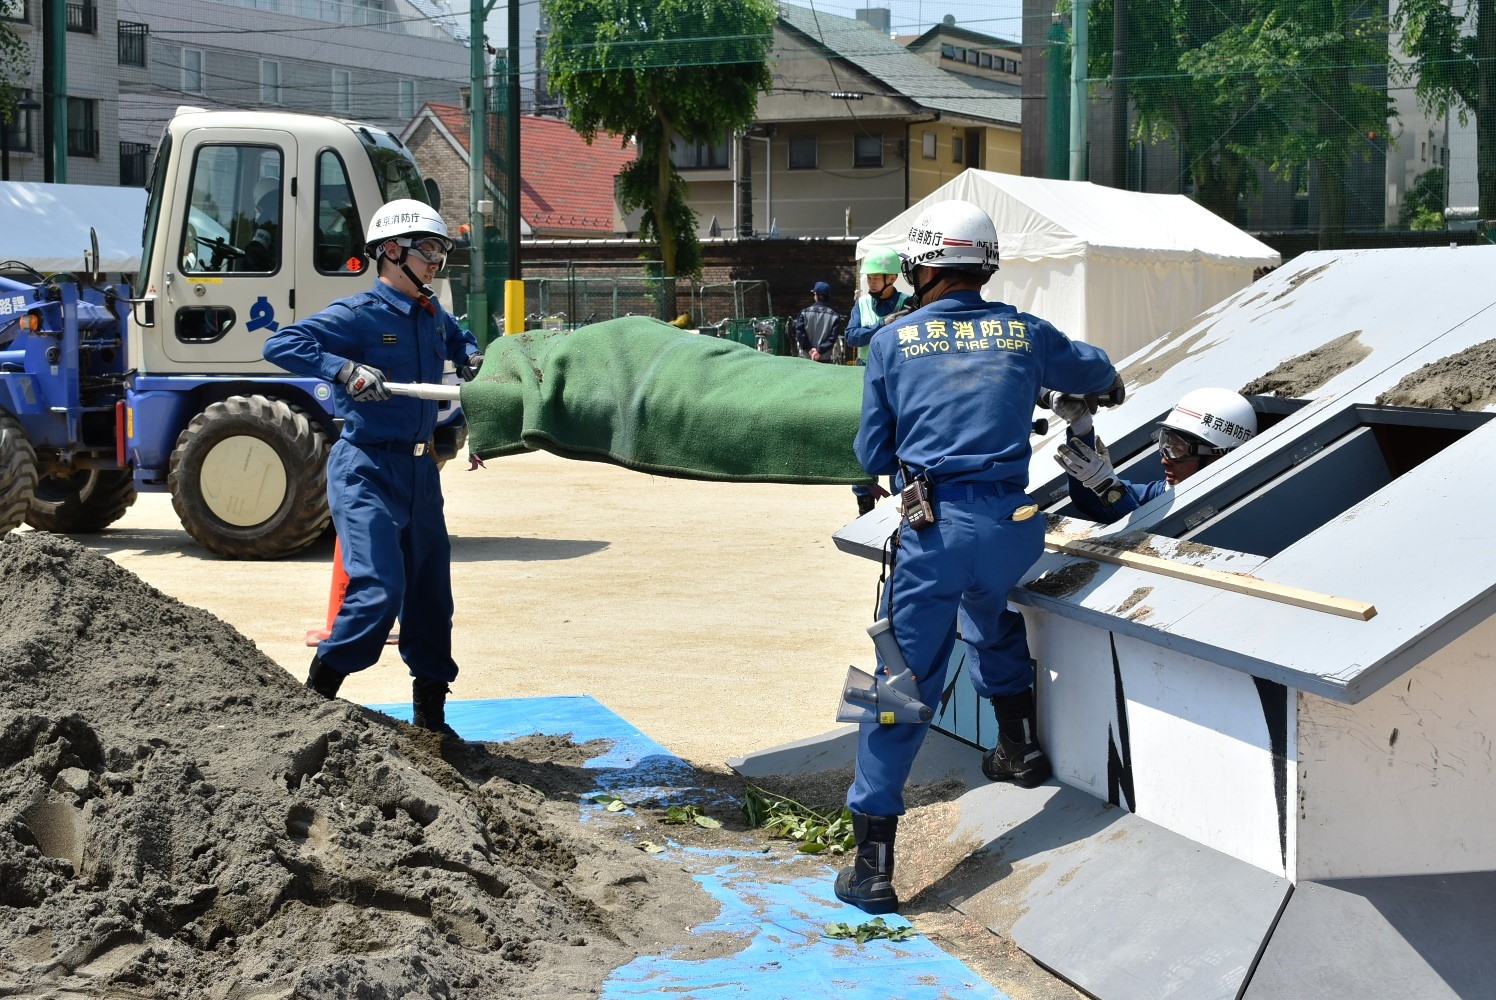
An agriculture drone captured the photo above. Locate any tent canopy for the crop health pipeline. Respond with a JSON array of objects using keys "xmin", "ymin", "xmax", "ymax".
[
  {"xmin": 0, "ymin": 181, "xmax": 148, "ymax": 275},
  {"xmin": 857, "ymin": 172, "xmax": 1281, "ymax": 362}
]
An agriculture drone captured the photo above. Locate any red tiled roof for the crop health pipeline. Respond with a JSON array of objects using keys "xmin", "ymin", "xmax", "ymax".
[{"xmin": 423, "ymin": 102, "xmax": 636, "ymax": 236}]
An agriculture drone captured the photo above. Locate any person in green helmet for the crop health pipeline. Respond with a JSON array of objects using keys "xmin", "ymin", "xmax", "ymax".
[{"xmin": 848, "ymin": 247, "xmax": 915, "ymax": 515}]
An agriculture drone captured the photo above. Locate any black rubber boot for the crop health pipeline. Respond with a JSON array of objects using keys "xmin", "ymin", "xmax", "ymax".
[
  {"xmin": 305, "ymin": 655, "xmax": 345, "ymax": 700},
  {"xmin": 411, "ymin": 678, "xmax": 460, "ymax": 738},
  {"xmin": 981, "ymin": 689, "xmax": 1052, "ymax": 788},
  {"xmin": 834, "ymin": 813, "xmax": 899, "ymax": 914},
  {"xmin": 856, "ymin": 493, "xmax": 877, "ymax": 517}
]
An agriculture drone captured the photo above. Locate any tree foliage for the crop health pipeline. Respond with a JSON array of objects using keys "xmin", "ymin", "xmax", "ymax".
[
  {"xmin": 1393, "ymin": 0, "xmax": 1496, "ymax": 218},
  {"xmin": 541, "ymin": 0, "xmax": 776, "ymax": 284},
  {"xmin": 1400, "ymin": 166, "xmax": 1447, "ymax": 230},
  {"xmin": 0, "ymin": 17, "xmax": 27, "ymax": 127}
]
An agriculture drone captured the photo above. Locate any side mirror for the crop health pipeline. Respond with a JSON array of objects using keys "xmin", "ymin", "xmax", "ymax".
[
  {"xmin": 88, "ymin": 227, "xmax": 102, "ymax": 283},
  {"xmin": 424, "ymin": 177, "xmax": 442, "ymax": 212}
]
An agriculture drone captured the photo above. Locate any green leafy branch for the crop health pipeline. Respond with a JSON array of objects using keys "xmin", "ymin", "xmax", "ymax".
[
  {"xmin": 741, "ymin": 784, "xmax": 856, "ymax": 855},
  {"xmin": 591, "ymin": 793, "xmax": 722, "ymax": 829},
  {"xmin": 822, "ymin": 917, "xmax": 916, "ymax": 944}
]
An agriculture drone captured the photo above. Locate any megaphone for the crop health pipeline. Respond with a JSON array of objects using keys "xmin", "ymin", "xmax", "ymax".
[{"xmin": 835, "ymin": 618, "xmax": 933, "ymax": 725}]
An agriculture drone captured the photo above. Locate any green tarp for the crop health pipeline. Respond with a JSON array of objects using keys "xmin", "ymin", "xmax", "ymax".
[{"xmin": 460, "ymin": 317, "xmax": 872, "ymax": 485}]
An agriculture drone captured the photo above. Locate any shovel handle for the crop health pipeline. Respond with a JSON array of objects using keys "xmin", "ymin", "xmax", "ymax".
[{"xmin": 383, "ymin": 382, "xmax": 463, "ymax": 402}]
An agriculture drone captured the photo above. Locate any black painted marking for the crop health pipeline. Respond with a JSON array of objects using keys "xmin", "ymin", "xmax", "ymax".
[
  {"xmin": 1253, "ymin": 676, "xmax": 1290, "ymax": 872},
  {"xmin": 1106, "ymin": 633, "xmax": 1135, "ymax": 812}
]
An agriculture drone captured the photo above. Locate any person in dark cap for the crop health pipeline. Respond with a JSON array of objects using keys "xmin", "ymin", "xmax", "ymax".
[{"xmin": 794, "ymin": 280, "xmax": 846, "ymax": 363}]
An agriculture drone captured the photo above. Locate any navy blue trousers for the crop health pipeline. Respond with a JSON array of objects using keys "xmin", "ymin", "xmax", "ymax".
[
  {"xmin": 847, "ymin": 487, "xmax": 1043, "ymax": 816},
  {"xmin": 317, "ymin": 439, "xmax": 458, "ymax": 683}
]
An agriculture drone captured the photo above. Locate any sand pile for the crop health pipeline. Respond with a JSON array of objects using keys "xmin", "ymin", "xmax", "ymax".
[{"xmin": 0, "ymin": 533, "xmax": 717, "ymax": 998}]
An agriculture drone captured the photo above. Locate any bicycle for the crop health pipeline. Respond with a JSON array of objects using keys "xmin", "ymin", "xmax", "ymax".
[
  {"xmin": 829, "ymin": 333, "xmax": 847, "ymax": 366},
  {"xmin": 751, "ymin": 317, "xmax": 776, "ymax": 354}
]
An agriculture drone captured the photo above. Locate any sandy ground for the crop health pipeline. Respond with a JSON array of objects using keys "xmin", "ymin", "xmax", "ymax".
[
  {"xmin": 8, "ymin": 452, "xmax": 1083, "ymax": 999},
  {"xmin": 65, "ymin": 451, "xmax": 877, "ymax": 771}
]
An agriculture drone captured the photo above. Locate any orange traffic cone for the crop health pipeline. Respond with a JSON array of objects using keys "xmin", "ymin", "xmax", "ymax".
[{"xmin": 305, "ymin": 537, "xmax": 399, "ymax": 646}]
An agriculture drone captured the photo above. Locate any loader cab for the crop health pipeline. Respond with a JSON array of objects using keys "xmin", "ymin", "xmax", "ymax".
[{"xmin": 132, "ymin": 109, "xmax": 432, "ymax": 376}]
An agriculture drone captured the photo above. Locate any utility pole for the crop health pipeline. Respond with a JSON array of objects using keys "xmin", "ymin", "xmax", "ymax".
[
  {"xmin": 1111, "ymin": 0, "xmax": 1127, "ymax": 189},
  {"xmin": 44, "ymin": 0, "xmax": 67, "ymax": 183},
  {"xmin": 1069, "ymin": 0, "xmax": 1088, "ymax": 182},
  {"xmin": 1046, "ymin": 15, "xmax": 1069, "ymax": 180},
  {"xmin": 469, "ymin": 0, "xmax": 497, "ymax": 344},
  {"xmin": 504, "ymin": 0, "xmax": 522, "ymax": 336}
]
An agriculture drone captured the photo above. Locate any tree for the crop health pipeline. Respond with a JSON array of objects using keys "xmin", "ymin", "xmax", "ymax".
[
  {"xmin": 1400, "ymin": 165, "xmax": 1447, "ymax": 229},
  {"xmin": 1394, "ymin": 0, "xmax": 1496, "ymax": 220},
  {"xmin": 542, "ymin": 0, "xmax": 775, "ymax": 307},
  {"xmin": 0, "ymin": 15, "xmax": 26, "ymax": 130},
  {"xmin": 1080, "ymin": 0, "xmax": 1275, "ymax": 220},
  {"xmin": 1186, "ymin": 0, "xmax": 1397, "ymax": 247}
]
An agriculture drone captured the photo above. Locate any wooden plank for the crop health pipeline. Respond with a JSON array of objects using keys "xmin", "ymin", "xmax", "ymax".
[{"xmin": 1044, "ymin": 533, "xmax": 1377, "ymax": 621}]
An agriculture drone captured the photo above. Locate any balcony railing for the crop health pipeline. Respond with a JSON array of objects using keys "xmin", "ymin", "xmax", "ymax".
[
  {"xmin": 119, "ymin": 21, "xmax": 148, "ymax": 66},
  {"xmin": 120, "ymin": 141, "xmax": 151, "ymax": 186},
  {"xmin": 64, "ymin": 1, "xmax": 95, "ymax": 32},
  {"xmin": 67, "ymin": 128, "xmax": 99, "ymax": 158}
]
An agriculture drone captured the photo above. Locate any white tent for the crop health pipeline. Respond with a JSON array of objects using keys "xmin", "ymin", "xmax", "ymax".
[
  {"xmin": 856, "ymin": 172, "xmax": 1281, "ymax": 363},
  {"xmin": 0, "ymin": 181, "xmax": 148, "ymax": 274}
]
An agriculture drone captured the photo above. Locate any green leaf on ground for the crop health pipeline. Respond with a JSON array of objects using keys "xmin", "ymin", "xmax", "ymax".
[{"xmin": 822, "ymin": 917, "xmax": 916, "ymax": 944}]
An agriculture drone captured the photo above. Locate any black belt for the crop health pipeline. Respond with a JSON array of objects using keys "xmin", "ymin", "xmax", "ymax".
[
  {"xmin": 929, "ymin": 481, "xmax": 1020, "ymax": 502},
  {"xmin": 360, "ymin": 439, "xmax": 433, "ymax": 456}
]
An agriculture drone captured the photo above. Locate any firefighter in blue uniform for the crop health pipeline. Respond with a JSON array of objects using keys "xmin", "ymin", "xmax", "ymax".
[
  {"xmin": 263, "ymin": 198, "xmax": 483, "ymax": 737},
  {"xmin": 837, "ymin": 200, "xmax": 1121, "ymax": 914},
  {"xmin": 1053, "ymin": 386, "xmax": 1257, "ymax": 521},
  {"xmin": 846, "ymin": 247, "xmax": 915, "ymax": 516}
]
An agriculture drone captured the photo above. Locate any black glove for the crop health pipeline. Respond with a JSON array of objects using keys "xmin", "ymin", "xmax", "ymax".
[
  {"xmin": 336, "ymin": 360, "xmax": 390, "ymax": 403},
  {"xmin": 880, "ymin": 308, "xmax": 911, "ymax": 328},
  {"xmin": 459, "ymin": 353, "xmax": 484, "ymax": 382}
]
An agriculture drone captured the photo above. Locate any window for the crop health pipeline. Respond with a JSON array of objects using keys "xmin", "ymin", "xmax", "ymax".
[
  {"xmin": 260, "ymin": 60, "xmax": 281, "ymax": 105},
  {"xmin": 4, "ymin": 89, "xmax": 34, "ymax": 153},
  {"xmin": 118, "ymin": 21, "xmax": 148, "ymax": 67},
  {"xmin": 315, "ymin": 149, "xmax": 364, "ymax": 274},
  {"xmin": 1006, "ymin": 58, "xmax": 1019, "ymax": 73},
  {"xmin": 1, "ymin": 0, "xmax": 29, "ymax": 23},
  {"xmin": 120, "ymin": 141, "xmax": 152, "ymax": 186},
  {"xmin": 398, "ymin": 78, "xmax": 415, "ymax": 119},
  {"xmin": 921, "ymin": 131, "xmax": 936, "ymax": 159},
  {"xmin": 1420, "ymin": 141, "xmax": 1426, "ymax": 161},
  {"xmin": 788, "ymin": 135, "xmax": 817, "ymax": 170},
  {"xmin": 332, "ymin": 69, "xmax": 350, "ymax": 113},
  {"xmin": 66, "ymin": 97, "xmax": 97, "ymax": 158},
  {"xmin": 670, "ymin": 132, "xmax": 730, "ymax": 169},
  {"xmin": 182, "ymin": 48, "xmax": 203, "ymax": 93},
  {"xmin": 64, "ymin": 1, "xmax": 95, "ymax": 32},
  {"xmin": 853, "ymin": 133, "xmax": 883, "ymax": 168},
  {"xmin": 940, "ymin": 43, "xmax": 954, "ymax": 58},
  {"xmin": 951, "ymin": 136, "xmax": 964, "ymax": 163},
  {"xmin": 966, "ymin": 49, "xmax": 979, "ymax": 65},
  {"xmin": 980, "ymin": 53, "xmax": 993, "ymax": 68},
  {"xmin": 180, "ymin": 143, "xmax": 284, "ymax": 276}
]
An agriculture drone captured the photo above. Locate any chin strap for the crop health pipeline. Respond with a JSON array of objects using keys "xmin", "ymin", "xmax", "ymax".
[{"xmin": 392, "ymin": 247, "xmax": 438, "ymax": 314}]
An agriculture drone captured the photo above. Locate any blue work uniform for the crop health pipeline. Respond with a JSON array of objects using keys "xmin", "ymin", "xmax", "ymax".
[
  {"xmin": 1063, "ymin": 427, "xmax": 1168, "ymax": 522},
  {"xmin": 850, "ymin": 289, "xmax": 1117, "ymax": 817},
  {"xmin": 845, "ymin": 290, "xmax": 914, "ymax": 364},
  {"xmin": 263, "ymin": 279, "xmax": 480, "ymax": 682},
  {"xmin": 794, "ymin": 301, "xmax": 845, "ymax": 359}
]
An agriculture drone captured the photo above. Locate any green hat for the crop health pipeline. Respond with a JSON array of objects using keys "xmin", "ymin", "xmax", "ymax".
[{"xmin": 860, "ymin": 247, "xmax": 902, "ymax": 276}]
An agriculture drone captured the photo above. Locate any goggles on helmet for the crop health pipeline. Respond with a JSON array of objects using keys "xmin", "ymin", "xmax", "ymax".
[
  {"xmin": 1157, "ymin": 427, "xmax": 1208, "ymax": 461},
  {"xmin": 395, "ymin": 236, "xmax": 453, "ymax": 265}
]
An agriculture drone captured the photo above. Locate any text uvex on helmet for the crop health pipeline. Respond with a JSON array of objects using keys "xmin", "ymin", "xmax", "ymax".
[
  {"xmin": 860, "ymin": 247, "xmax": 903, "ymax": 276},
  {"xmin": 1159, "ymin": 387, "xmax": 1257, "ymax": 457},
  {"xmin": 899, "ymin": 200, "xmax": 1000, "ymax": 284},
  {"xmin": 364, "ymin": 198, "xmax": 449, "ymax": 257}
]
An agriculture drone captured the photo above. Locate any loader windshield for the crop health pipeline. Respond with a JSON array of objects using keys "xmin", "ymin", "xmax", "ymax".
[
  {"xmin": 139, "ymin": 131, "xmax": 172, "ymax": 282},
  {"xmin": 356, "ymin": 126, "xmax": 427, "ymax": 205}
]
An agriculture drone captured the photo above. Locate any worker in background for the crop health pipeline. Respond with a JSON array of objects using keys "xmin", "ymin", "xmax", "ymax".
[
  {"xmin": 263, "ymin": 199, "xmax": 485, "ymax": 738},
  {"xmin": 1053, "ymin": 386, "xmax": 1256, "ymax": 522},
  {"xmin": 794, "ymin": 280, "xmax": 846, "ymax": 362},
  {"xmin": 846, "ymin": 249, "xmax": 914, "ymax": 516},
  {"xmin": 244, "ymin": 177, "xmax": 281, "ymax": 272},
  {"xmin": 840, "ymin": 199, "xmax": 1121, "ymax": 915}
]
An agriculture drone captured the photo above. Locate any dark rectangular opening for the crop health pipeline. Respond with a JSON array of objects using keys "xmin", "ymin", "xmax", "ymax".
[{"xmin": 1154, "ymin": 404, "xmax": 1492, "ymax": 557}]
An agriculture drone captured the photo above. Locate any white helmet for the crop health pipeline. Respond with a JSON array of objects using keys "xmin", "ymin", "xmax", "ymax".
[
  {"xmin": 364, "ymin": 198, "xmax": 449, "ymax": 255},
  {"xmin": 900, "ymin": 200, "xmax": 1000, "ymax": 278},
  {"xmin": 1159, "ymin": 388, "xmax": 1257, "ymax": 458}
]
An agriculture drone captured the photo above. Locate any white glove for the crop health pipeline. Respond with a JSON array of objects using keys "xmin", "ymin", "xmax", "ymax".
[
  {"xmin": 880, "ymin": 308, "xmax": 911, "ymax": 328},
  {"xmin": 1044, "ymin": 391, "xmax": 1095, "ymax": 437},
  {"xmin": 1055, "ymin": 437, "xmax": 1124, "ymax": 503},
  {"xmin": 337, "ymin": 360, "xmax": 391, "ymax": 403}
]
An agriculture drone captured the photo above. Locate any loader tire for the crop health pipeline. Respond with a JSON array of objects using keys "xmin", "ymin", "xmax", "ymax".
[
  {"xmin": 26, "ymin": 469, "xmax": 137, "ymax": 534},
  {"xmin": 169, "ymin": 395, "xmax": 330, "ymax": 560},
  {"xmin": 0, "ymin": 412, "xmax": 39, "ymax": 536}
]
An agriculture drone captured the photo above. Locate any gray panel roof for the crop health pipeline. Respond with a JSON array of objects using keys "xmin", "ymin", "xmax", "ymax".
[
  {"xmin": 835, "ymin": 244, "xmax": 1496, "ymax": 704},
  {"xmin": 776, "ymin": 3, "xmax": 1022, "ymax": 127}
]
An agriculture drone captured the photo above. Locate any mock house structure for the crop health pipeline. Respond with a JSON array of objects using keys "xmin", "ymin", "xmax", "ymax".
[
  {"xmin": 740, "ymin": 244, "xmax": 1496, "ymax": 1000},
  {"xmin": 856, "ymin": 172, "xmax": 1282, "ymax": 364}
]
